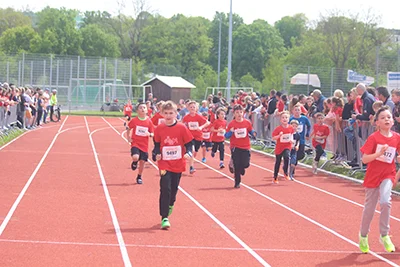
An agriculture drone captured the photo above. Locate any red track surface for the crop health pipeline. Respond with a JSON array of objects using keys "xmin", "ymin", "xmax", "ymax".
[{"xmin": 1, "ymin": 115, "xmax": 400, "ymax": 266}]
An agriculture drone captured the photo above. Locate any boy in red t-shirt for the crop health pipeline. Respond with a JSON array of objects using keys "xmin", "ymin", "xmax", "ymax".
[
  {"xmin": 211, "ymin": 108, "xmax": 227, "ymax": 169},
  {"xmin": 182, "ymin": 101, "xmax": 210, "ymax": 174},
  {"xmin": 358, "ymin": 106, "xmax": 400, "ymax": 253},
  {"xmin": 151, "ymin": 101, "xmax": 165, "ymax": 127},
  {"xmin": 127, "ymin": 103, "xmax": 155, "ymax": 184},
  {"xmin": 311, "ymin": 113, "xmax": 330, "ymax": 174},
  {"xmin": 272, "ymin": 111, "xmax": 295, "ymax": 183},
  {"xmin": 153, "ymin": 101, "xmax": 194, "ymax": 229},
  {"xmin": 146, "ymin": 100, "xmax": 153, "ymax": 117},
  {"xmin": 200, "ymin": 112, "xmax": 212, "ymax": 163},
  {"xmin": 225, "ymin": 105, "xmax": 256, "ymax": 188},
  {"xmin": 123, "ymin": 99, "xmax": 133, "ymax": 130}
]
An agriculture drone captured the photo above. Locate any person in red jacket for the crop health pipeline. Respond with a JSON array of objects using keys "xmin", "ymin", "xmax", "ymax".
[
  {"xmin": 225, "ymin": 104, "xmax": 256, "ymax": 188},
  {"xmin": 127, "ymin": 102, "xmax": 155, "ymax": 184},
  {"xmin": 311, "ymin": 113, "xmax": 330, "ymax": 174},
  {"xmin": 211, "ymin": 107, "xmax": 227, "ymax": 169},
  {"xmin": 272, "ymin": 111, "xmax": 295, "ymax": 183},
  {"xmin": 153, "ymin": 101, "xmax": 194, "ymax": 229},
  {"xmin": 182, "ymin": 101, "xmax": 210, "ymax": 174}
]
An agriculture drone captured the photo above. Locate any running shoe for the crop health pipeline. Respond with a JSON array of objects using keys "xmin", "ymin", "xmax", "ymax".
[
  {"xmin": 202, "ymin": 157, "xmax": 206, "ymax": 163},
  {"xmin": 211, "ymin": 151, "xmax": 215, "ymax": 158},
  {"xmin": 312, "ymin": 161, "xmax": 318, "ymax": 174},
  {"xmin": 380, "ymin": 235, "xmax": 395, "ymax": 252},
  {"xmin": 190, "ymin": 166, "xmax": 196, "ymax": 174},
  {"xmin": 359, "ymin": 234, "xmax": 369, "ymax": 253},
  {"xmin": 136, "ymin": 177, "xmax": 143, "ymax": 184},
  {"xmin": 168, "ymin": 205, "xmax": 174, "ymax": 216},
  {"xmin": 219, "ymin": 162, "xmax": 225, "ymax": 169},
  {"xmin": 161, "ymin": 218, "xmax": 170, "ymax": 229},
  {"xmin": 131, "ymin": 161, "xmax": 138, "ymax": 171},
  {"xmin": 229, "ymin": 159, "xmax": 234, "ymax": 174},
  {"xmin": 273, "ymin": 178, "xmax": 279, "ymax": 184},
  {"xmin": 234, "ymin": 183, "xmax": 240, "ymax": 188},
  {"xmin": 284, "ymin": 174, "xmax": 290, "ymax": 181}
]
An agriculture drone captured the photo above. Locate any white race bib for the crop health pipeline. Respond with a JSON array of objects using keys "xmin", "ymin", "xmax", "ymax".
[
  {"xmin": 280, "ymin": 133, "xmax": 292, "ymax": 143},
  {"xmin": 234, "ymin": 128, "xmax": 247, "ymax": 138},
  {"xmin": 315, "ymin": 136, "xmax": 325, "ymax": 144},
  {"xmin": 135, "ymin": 126, "xmax": 148, "ymax": 137},
  {"xmin": 188, "ymin": 121, "xmax": 199, "ymax": 130},
  {"xmin": 162, "ymin": 146, "xmax": 182, "ymax": 160},
  {"xmin": 297, "ymin": 124, "xmax": 304, "ymax": 133},
  {"xmin": 202, "ymin": 132, "xmax": 211, "ymax": 139},
  {"xmin": 217, "ymin": 129, "xmax": 226, "ymax": 137},
  {"xmin": 376, "ymin": 144, "xmax": 396, "ymax": 164},
  {"xmin": 158, "ymin": 118, "xmax": 165, "ymax": 125}
]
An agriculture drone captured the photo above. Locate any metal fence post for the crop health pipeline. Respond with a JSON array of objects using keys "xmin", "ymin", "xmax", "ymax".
[
  {"xmin": 56, "ymin": 60, "xmax": 59, "ymax": 92},
  {"xmin": 99, "ymin": 59, "xmax": 102, "ymax": 105},
  {"xmin": 84, "ymin": 59, "xmax": 87, "ymax": 106},
  {"xmin": 6, "ymin": 61, "xmax": 9, "ymax": 82},
  {"xmin": 129, "ymin": 58, "xmax": 132, "ymax": 99},
  {"xmin": 330, "ymin": 68, "xmax": 334, "ymax": 96},
  {"xmin": 22, "ymin": 53, "xmax": 25, "ymax": 85},
  {"xmin": 30, "ymin": 61, "xmax": 33, "ymax": 86},
  {"xmin": 376, "ymin": 46, "xmax": 380, "ymax": 86},
  {"xmin": 104, "ymin": 57, "xmax": 107, "ymax": 102},
  {"xmin": 114, "ymin": 58, "xmax": 118, "ymax": 101},
  {"xmin": 69, "ymin": 59, "xmax": 73, "ymax": 113},
  {"xmin": 18, "ymin": 61, "xmax": 21, "ymax": 86},
  {"xmin": 43, "ymin": 60, "xmax": 46, "ymax": 89},
  {"xmin": 283, "ymin": 65, "xmax": 287, "ymax": 92},
  {"xmin": 307, "ymin": 66, "xmax": 310, "ymax": 95},
  {"xmin": 77, "ymin": 56, "xmax": 80, "ymax": 103},
  {"xmin": 49, "ymin": 56, "xmax": 53, "ymax": 90}
]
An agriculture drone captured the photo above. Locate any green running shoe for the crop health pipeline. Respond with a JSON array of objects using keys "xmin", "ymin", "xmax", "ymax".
[
  {"xmin": 161, "ymin": 218, "xmax": 170, "ymax": 229},
  {"xmin": 380, "ymin": 235, "xmax": 395, "ymax": 252},
  {"xmin": 168, "ymin": 205, "xmax": 174, "ymax": 216},
  {"xmin": 359, "ymin": 234, "xmax": 369, "ymax": 253}
]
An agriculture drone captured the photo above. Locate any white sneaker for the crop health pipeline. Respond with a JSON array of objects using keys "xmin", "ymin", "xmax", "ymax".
[{"xmin": 312, "ymin": 161, "xmax": 318, "ymax": 174}]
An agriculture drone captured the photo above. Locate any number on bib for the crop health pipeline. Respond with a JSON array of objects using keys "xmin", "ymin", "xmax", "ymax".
[
  {"xmin": 297, "ymin": 124, "xmax": 304, "ymax": 133},
  {"xmin": 376, "ymin": 144, "xmax": 396, "ymax": 164},
  {"xmin": 315, "ymin": 136, "xmax": 325, "ymax": 144},
  {"xmin": 162, "ymin": 146, "xmax": 182, "ymax": 160},
  {"xmin": 234, "ymin": 128, "xmax": 247, "ymax": 138},
  {"xmin": 202, "ymin": 132, "xmax": 210, "ymax": 139},
  {"xmin": 217, "ymin": 129, "xmax": 226, "ymax": 137},
  {"xmin": 280, "ymin": 133, "xmax": 292, "ymax": 143},
  {"xmin": 188, "ymin": 122, "xmax": 199, "ymax": 130},
  {"xmin": 135, "ymin": 126, "xmax": 148, "ymax": 137}
]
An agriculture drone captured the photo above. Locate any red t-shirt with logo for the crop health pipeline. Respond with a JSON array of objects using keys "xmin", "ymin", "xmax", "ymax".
[
  {"xmin": 227, "ymin": 119, "xmax": 253, "ymax": 150},
  {"xmin": 154, "ymin": 122, "xmax": 194, "ymax": 173},
  {"xmin": 151, "ymin": 112, "xmax": 165, "ymax": 126},
  {"xmin": 182, "ymin": 113, "xmax": 208, "ymax": 141},
  {"xmin": 360, "ymin": 131, "xmax": 400, "ymax": 188},
  {"xmin": 312, "ymin": 124, "xmax": 330, "ymax": 149},
  {"xmin": 211, "ymin": 119, "xmax": 227, "ymax": 142},
  {"xmin": 128, "ymin": 117, "xmax": 154, "ymax": 152},
  {"xmin": 123, "ymin": 104, "xmax": 133, "ymax": 117},
  {"xmin": 272, "ymin": 125, "xmax": 295, "ymax": 155}
]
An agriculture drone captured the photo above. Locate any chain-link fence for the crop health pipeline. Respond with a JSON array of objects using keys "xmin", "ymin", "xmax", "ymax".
[{"xmin": 283, "ymin": 48, "xmax": 400, "ymax": 96}]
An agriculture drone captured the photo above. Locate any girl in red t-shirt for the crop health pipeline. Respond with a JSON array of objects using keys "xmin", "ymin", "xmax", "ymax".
[
  {"xmin": 211, "ymin": 108, "xmax": 227, "ymax": 169},
  {"xmin": 311, "ymin": 113, "xmax": 330, "ymax": 174},
  {"xmin": 358, "ymin": 106, "xmax": 400, "ymax": 253},
  {"xmin": 123, "ymin": 99, "xmax": 133, "ymax": 129},
  {"xmin": 272, "ymin": 111, "xmax": 295, "ymax": 183},
  {"xmin": 200, "ymin": 112, "xmax": 213, "ymax": 163},
  {"xmin": 225, "ymin": 105, "xmax": 256, "ymax": 188}
]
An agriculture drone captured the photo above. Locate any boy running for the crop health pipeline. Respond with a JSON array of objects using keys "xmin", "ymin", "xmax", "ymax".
[
  {"xmin": 127, "ymin": 103, "xmax": 154, "ymax": 184},
  {"xmin": 200, "ymin": 112, "xmax": 213, "ymax": 163},
  {"xmin": 289, "ymin": 119, "xmax": 301, "ymax": 180},
  {"xmin": 225, "ymin": 105, "xmax": 256, "ymax": 188},
  {"xmin": 153, "ymin": 101, "xmax": 194, "ymax": 229},
  {"xmin": 182, "ymin": 101, "xmax": 210, "ymax": 174},
  {"xmin": 311, "ymin": 113, "xmax": 330, "ymax": 174},
  {"xmin": 151, "ymin": 101, "xmax": 165, "ymax": 127},
  {"xmin": 359, "ymin": 106, "xmax": 400, "ymax": 253},
  {"xmin": 211, "ymin": 107, "xmax": 227, "ymax": 169},
  {"xmin": 289, "ymin": 104, "xmax": 311, "ymax": 166},
  {"xmin": 272, "ymin": 111, "xmax": 295, "ymax": 183}
]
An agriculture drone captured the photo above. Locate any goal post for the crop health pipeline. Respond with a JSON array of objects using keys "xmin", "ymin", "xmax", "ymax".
[{"xmin": 204, "ymin": 87, "xmax": 254, "ymax": 100}]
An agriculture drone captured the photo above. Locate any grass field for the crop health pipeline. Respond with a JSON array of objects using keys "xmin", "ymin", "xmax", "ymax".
[{"xmin": 0, "ymin": 128, "xmax": 25, "ymax": 147}]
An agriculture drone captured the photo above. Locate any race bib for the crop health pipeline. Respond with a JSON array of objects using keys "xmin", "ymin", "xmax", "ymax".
[
  {"xmin": 297, "ymin": 124, "xmax": 304, "ymax": 133},
  {"xmin": 135, "ymin": 126, "xmax": 148, "ymax": 137},
  {"xmin": 234, "ymin": 128, "xmax": 247, "ymax": 138},
  {"xmin": 315, "ymin": 136, "xmax": 325, "ymax": 144},
  {"xmin": 280, "ymin": 133, "xmax": 292, "ymax": 143},
  {"xmin": 188, "ymin": 121, "xmax": 199, "ymax": 130},
  {"xmin": 202, "ymin": 132, "xmax": 211, "ymax": 139},
  {"xmin": 162, "ymin": 146, "xmax": 182, "ymax": 160},
  {"xmin": 376, "ymin": 144, "xmax": 396, "ymax": 164},
  {"xmin": 217, "ymin": 129, "xmax": 226, "ymax": 137},
  {"xmin": 158, "ymin": 118, "xmax": 165, "ymax": 125}
]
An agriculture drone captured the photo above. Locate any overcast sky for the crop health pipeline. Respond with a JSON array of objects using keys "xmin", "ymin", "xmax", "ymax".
[{"xmin": 2, "ymin": 0, "xmax": 399, "ymax": 29}]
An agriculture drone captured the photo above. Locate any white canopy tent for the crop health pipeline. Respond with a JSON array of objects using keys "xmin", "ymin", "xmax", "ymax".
[{"xmin": 290, "ymin": 73, "xmax": 321, "ymax": 88}]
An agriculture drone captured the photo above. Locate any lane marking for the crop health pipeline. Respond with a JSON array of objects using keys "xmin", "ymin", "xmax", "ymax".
[
  {"xmin": 103, "ymin": 118, "xmax": 270, "ymax": 267},
  {"xmin": 195, "ymin": 158, "xmax": 400, "ymax": 267},
  {"xmin": 88, "ymin": 125, "xmax": 132, "ymax": 267},
  {"xmin": 0, "ymin": 116, "xmax": 69, "ymax": 236},
  {"xmin": 223, "ymin": 152, "xmax": 400, "ymax": 223},
  {"xmin": 84, "ymin": 116, "xmax": 90, "ymax": 134}
]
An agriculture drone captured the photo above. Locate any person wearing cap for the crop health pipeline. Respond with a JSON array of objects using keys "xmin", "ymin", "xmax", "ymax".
[{"xmin": 49, "ymin": 89, "xmax": 58, "ymax": 122}]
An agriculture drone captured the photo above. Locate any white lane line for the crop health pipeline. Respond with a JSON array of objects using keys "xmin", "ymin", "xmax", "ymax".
[
  {"xmin": 88, "ymin": 126, "xmax": 132, "ymax": 267},
  {"xmin": 84, "ymin": 116, "xmax": 90, "ymax": 134},
  {"xmin": 224, "ymin": 152, "xmax": 400, "ymax": 223},
  {"xmin": 195, "ymin": 159, "xmax": 400, "ymax": 267},
  {"xmin": 0, "ymin": 116, "xmax": 69, "ymax": 236},
  {"xmin": 103, "ymin": 119, "xmax": 270, "ymax": 267}
]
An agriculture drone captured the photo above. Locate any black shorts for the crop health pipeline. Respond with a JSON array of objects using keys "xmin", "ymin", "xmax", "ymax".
[
  {"xmin": 192, "ymin": 140, "xmax": 202, "ymax": 152},
  {"xmin": 201, "ymin": 141, "xmax": 212, "ymax": 148},
  {"xmin": 130, "ymin": 147, "xmax": 148, "ymax": 161}
]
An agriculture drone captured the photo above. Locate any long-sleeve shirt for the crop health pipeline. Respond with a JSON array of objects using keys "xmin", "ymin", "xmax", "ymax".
[{"xmin": 356, "ymin": 91, "xmax": 375, "ymax": 121}]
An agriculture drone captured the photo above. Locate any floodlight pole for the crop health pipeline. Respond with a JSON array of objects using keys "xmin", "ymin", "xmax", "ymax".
[
  {"xmin": 217, "ymin": 14, "xmax": 222, "ymax": 88},
  {"xmin": 227, "ymin": 0, "xmax": 233, "ymax": 101}
]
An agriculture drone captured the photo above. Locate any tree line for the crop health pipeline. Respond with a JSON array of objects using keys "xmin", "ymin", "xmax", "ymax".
[{"xmin": 0, "ymin": 6, "xmax": 398, "ymax": 99}]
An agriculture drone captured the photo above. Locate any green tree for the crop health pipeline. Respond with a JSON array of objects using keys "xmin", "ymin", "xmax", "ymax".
[
  {"xmin": 35, "ymin": 7, "xmax": 83, "ymax": 55},
  {"xmin": 0, "ymin": 26, "xmax": 38, "ymax": 54},
  {"xmin": 274, "ymin": 14, "xmax": 308, "ymax": 48},
  {"xmin": 239, "ymin": 73, "xmax": 262, "ymax": 92},
  {"xmin": 80, "ymin": 24, "xmax": 120, "ymax": 57},
  {"xmin": 0, "ymin": 8, "xmax": 31, "ymax": 35},
  {"xmin": 232, "ymin": 20, "xmax": 285, "ymax": 81}
]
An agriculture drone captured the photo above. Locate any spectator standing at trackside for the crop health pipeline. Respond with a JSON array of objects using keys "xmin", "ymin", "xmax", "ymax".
[
  {"xmin": 266, "ymin": 90, "xmax": 278, "ymax": 117},
  {"xmin": 376, "ymin": 87, "xmax": 395, "ymax": 112},
  {"xmin": 351, "ymin": 83, "xmax": 375, "ymax": 123},
  {"xmin": 42, "ymin": 88, "xmax": 50, "ymax": 124},
  {"xmin": 311, "ymin": 89, "xmax": 326, "ymax": 115},
  {"xmin": 49, "ymin": 90, "xmax": 58, "ymax": 122},
  {"xmin": 391, "ymin": 89, "xmax": 400, "ymax": 133}
]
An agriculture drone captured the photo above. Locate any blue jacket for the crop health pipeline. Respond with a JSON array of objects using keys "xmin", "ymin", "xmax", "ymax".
[{"xmin": 290, "ymin": 115, "xmax": 311, "ymax": 144}]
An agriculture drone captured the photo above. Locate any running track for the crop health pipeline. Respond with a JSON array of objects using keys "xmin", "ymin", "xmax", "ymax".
[{"xmin": 1, "ymin": 116, "xmax": 400, "ymax": 266}]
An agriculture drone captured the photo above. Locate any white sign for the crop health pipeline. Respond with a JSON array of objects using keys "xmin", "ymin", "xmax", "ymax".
[
  {"xmin": 387, "ymin": 72, "xmax": 400, "ymax": 91},
  {"xmin": 347, "ymin": 70, "xmax": 374, "ymax": 85}
]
